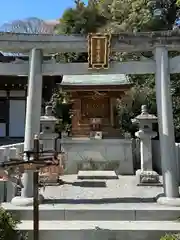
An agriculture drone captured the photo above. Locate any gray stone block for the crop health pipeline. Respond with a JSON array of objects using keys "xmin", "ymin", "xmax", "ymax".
[
  {"xmin": 77, "ymin": 170, "xmax": 118, "ymax": 179},
  {"xmin": 157, "ymin": 197, "xmax": 180, "ymax": 206},
  {"xmin": 65, "ymin": 209, "xmax": 135, "ymax": 221},
  {"xmin": 17, "ymin": 220, "xmax": 180, "ymax": 240},
  {"xmin": 0, "ymin": 180, "xmax": 16, "ymax": 202},
  {"xmin": 135, "ymin": 209, "xmax": 180, "ymax": 221},
  {"xmin": 1, "ymin": 203, "xmax": 65, "ymax": 220},
  {"xmin": 3, "ymin": 202, "xmax": 180, "ymax": 222},
  {"xmin": 61, "ymin": 139, "xmax": 134, "ymax": 175},
  {"xmin": 136, "ymin": 170, "xmax": 161, "ymax": 186}
]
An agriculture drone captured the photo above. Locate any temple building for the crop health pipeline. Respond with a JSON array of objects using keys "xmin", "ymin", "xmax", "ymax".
[
  {"xmin": 61, "ymin": 74, "xmax": 131, "ymax": 139},
  {"xmin": 0, "ymin": 53, "xmax": 61, "ymax": 144}
]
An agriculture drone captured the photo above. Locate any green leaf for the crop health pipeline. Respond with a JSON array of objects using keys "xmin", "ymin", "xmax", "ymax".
[{"xmin": 0, "ymin": 207, "xmax": 27, "ymax": 240}]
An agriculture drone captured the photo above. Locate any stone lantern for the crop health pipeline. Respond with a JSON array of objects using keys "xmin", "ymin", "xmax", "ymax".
[
  {"xmin": 40, "ymin": 105, "xmax": 58, "ymax": 152},
  {"xmin": 132, "ymin": 105, "xmax": 161, "ymax": 185}
]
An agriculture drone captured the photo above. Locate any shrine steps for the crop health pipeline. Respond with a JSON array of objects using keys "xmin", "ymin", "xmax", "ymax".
[
  {"xmin": 17, "ymin": 220, "xmax": 180, "ymax": 240},
  {"xmin": 2, "ymin": 202, "xmax": 180, "ymax": 221},
  {"xmin": 2, "ymin": 203, "xmax": 180, "ymax": 240}
]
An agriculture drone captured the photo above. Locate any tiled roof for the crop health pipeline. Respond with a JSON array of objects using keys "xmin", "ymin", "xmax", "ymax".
[{"xmin": 61, "ymin": 74, "xmax": 129, "ymax": 85}]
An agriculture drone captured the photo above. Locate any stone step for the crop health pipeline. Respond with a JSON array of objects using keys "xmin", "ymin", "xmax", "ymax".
[
  {"xmin": 2, "ymin": 203, "xmax": 180, "ymax": 221},
  {"xmin": 77, "ymin": 170, "xmax": 118, "ymax": 180},
  {"xmin": 17, "ymin": 220, "xmax": 180, "ymax": 240}
]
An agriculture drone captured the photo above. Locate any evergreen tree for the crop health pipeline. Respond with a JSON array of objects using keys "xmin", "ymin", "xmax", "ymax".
[{"xmin": 97, "ymin": 0, "xmax": 180, "ymax": 139}]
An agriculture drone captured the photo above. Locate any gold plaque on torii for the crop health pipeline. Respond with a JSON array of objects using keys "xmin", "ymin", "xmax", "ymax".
[{"xmin": 88, "ymin": 33, "xmax": 111, "ymax": 70}]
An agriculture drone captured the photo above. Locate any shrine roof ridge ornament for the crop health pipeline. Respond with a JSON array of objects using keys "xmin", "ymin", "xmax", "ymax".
[{"xmin": 0, "ymin": 30, "xmax": 180, "ymax": 53}]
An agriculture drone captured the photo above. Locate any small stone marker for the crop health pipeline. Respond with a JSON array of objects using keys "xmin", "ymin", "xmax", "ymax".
[{"xmin": 77, "ymin": 170, "xmax": 118, "ymax": 180}]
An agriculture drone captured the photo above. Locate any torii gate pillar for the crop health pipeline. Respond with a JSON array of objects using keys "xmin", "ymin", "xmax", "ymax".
[
  {"xmin": 155, "ymin": 46, "xmax": 180, "ymax": 205},
  {"xmin": 11, "ymin": 48, "xmax": 44, "ymax": 206}
]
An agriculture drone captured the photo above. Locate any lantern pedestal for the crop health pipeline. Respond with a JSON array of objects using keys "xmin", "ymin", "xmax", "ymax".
[
  {"xmin": 132, "ymin": 105, "xmax": 161, "ymax": 186},
  {"xmin": 11, "ymin": 194, "xmax": 44, "ymax": 206}
]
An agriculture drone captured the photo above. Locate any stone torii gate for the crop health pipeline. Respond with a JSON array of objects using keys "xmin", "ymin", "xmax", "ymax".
[{"xmin": 0, "ymin": 31, "xmax": 180, "ymax": 206}]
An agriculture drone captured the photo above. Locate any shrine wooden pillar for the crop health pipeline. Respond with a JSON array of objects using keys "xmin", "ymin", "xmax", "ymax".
[
  {"xmin": 71, "ymin": 97, "xmax": 81, "ymax": 134},
  {"xmin": 110, "ymin": 98, "xmax": 116, "ymax": 127}
]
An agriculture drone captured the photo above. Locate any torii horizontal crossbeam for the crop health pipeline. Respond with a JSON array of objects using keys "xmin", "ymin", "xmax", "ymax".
[
  {"xmin": 0, "ymin": 31, "xmax": 180, "ymax": 53},
  {"xmin": 0, "ymin": 57, "xmax": 180, "ymax": 75}
]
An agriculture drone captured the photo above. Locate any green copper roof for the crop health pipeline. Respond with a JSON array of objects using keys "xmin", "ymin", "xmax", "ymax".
[{"xmin": 61, "ymin": 74, "xmax": 129, "ymax": 86}]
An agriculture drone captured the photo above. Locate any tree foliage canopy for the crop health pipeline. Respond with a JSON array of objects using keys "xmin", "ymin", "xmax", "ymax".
[
  {"xmin": 56, "ymin": 1, "xmax": 107, "ymax": 34},
  {"xmin": 97, "ymin": 0, "xmax": 180, "ymax": 139}
]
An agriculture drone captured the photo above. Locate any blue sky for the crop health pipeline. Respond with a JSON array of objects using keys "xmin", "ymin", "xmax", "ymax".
[{"xmin": 0, "ymin": 0, "xmax": 87, "ymax": 25}]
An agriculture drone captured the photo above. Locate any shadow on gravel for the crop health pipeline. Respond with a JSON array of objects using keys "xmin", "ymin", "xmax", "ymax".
[{"xmin": 71, "ymin": 181, "xmax": 107, "ymax": 188}]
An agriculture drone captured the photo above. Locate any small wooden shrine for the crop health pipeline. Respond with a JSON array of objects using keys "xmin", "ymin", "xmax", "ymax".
[{"xmin": 61, "ymin": 74, "xmax": 131, "ymax": 138}]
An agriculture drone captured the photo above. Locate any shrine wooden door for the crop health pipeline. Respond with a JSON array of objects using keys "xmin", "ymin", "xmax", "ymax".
[{"xmin": 81, "ymin": 97, "xmax": 110, "ymax": 124}]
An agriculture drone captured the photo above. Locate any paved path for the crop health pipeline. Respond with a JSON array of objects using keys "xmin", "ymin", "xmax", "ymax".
[{"xmin": 40, "ymin": 175, "xmax": 164, "ymax": 203}]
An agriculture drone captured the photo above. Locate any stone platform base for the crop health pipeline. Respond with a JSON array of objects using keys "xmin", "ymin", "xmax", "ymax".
[
  {"xmin": 2, "ymin": 202, "xmax": 180, "ymax": 221},
  {"xmin": 61, "ymin": 138, "xmax": 134, "ymax": 175},
  {"xmin": 38, "ymin": 175, "xmax": 164, "ymax": 204},
  {"xmin": 3, "ymin": 202, "xmax": 180, "ymax": 240},
  {"xmin": 1, "ymin": 175, "xmax": 164, "ymax": 203},
  {"xmin": 157, "ymin": 196, "xmax": 180, "ymax": 206},
  {"xmin": 2, "ymin": 173, "xmax": 180, "ymax": 240},
  {"xmin": 11, "ymin": 194, "xmax": 44, "ymax": 206}
]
